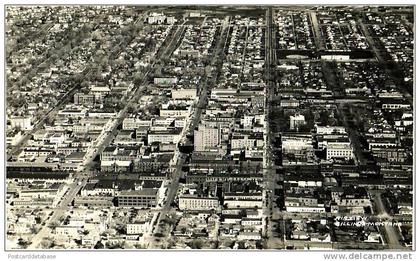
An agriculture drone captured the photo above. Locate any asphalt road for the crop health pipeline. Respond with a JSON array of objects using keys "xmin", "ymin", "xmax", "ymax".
[
  {"xmin": 370, "ymin": 191, "xmax": 404, "ymax": 249},
  {"xmin": 149, "ymin": 16, "xmax": 231, "ymax": 246},
  {"xmin": 263, "ymin": 7, "xmax": 279, "ymax": 246},
  {"xmin": 29, "ymin": 180, "xmax": 86, "ymax": 249},
  {"xmin": 310, "ymin": 11, "xmax": 323, "ymax": 51}
]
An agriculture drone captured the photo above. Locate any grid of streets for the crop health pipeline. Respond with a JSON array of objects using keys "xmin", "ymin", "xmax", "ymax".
[{"xmin": 5, "ymin": 6, "xmax": 413, "ymax": 250}]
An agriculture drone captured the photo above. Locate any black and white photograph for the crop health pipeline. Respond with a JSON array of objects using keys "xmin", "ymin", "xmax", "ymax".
[{"xmin": 1, "ymin": 1, "xmax": 417, "ymax": 259}]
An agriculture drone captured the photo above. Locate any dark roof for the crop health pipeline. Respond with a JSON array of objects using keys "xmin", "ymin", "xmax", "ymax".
[
  {"xmin": 342, "ymin": 186, "xmax": 369, "ymax": 198},
  {"xmin": 6, "ymin": 171, "xmax": 69, "ymax": 179}
]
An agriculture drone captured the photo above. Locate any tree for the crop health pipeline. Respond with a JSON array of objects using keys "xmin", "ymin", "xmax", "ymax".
[
  {"xmin": 48, "ymin": 220, "xmax": 60, "ymax": 230},
  {"xmin": 133, "ymin": 243, "xmax": 146, "ymax": 249},
  {"xmin": 133, "ymin": 72, "xmax": 144, "ymax": 86},
  {"xmin": 30, "ymin": 226, "xmax": 40, "ymax": 234},
  {"xmin": 237, "ymin": 241, "xmax": 247, "ymax": 249},
  {"xmin": 40, "ymin": 238, "xmax": 54, "ymax": 249},
  {"xmin": 115, "ymin": 224, "xmax": 126, "ymax": 235},
  {"xmin": 319, "ymin": 111, "xmax": 330, "ymax": 126},
  {"xmin": 190, "ymin": 239, "xmax": 203, "ymax": 249},
  {"xmin": 94, "ymin": 241, "xmax": 104, "ymax": 249},
  {"xmin": 17, "ymin": 238, "xmax": 31, "ymax": 249}
]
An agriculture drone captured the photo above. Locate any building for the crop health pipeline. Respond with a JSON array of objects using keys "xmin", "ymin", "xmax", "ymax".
[
  {"xmin": 231, "ymin": 134, "xmax": 258, "ymax": 150},
  {"xmin": 154, "ymin": 77, "xmax": 177, "ymax": 85},
  {"xmin": 326, "ymin": 142, "xmax": 354, "ymax": 160},
  {"xmin": 332, "ymin": 187, "xmax": 371, "ymax": 207},
  {"xmin": 178, "ymin": 195, "xmax": 220, "ymax": 210},
  {"xmin": 122, "ymin": 118, "xmax": 152, "ymax": 130},
  {"xmin": 81, "ymin": 181, "xmax": 116, "ymax": 197},
  {"xmin": 321, "ymin": 55, "xmax": 350, "ymax": 61},
  {"xmin": 74, "ymin": 93, "xmax": 99, "ymax": 106},
  {"xmin": 133, "ymin": 155, "xmax": 171, "ymax": 173},
  {"xmin": 148, "ymin": 129, "xmax": 181, "ymax": 144},
  {"xmin": 89, "ymin": 86, "xmax": 111, "ymax": 95},
  {"xmin": 172, "ymin": 89, "xmax": 197, "ymax": 100},
  {"xmin": 285, "ymin": 194, "xmax": 326, "ymax": 213},
  {"xmin": 19, "ymin": 188, "xmax": 61, "ymax": 199},
  {"xmin": 10, "ymin": 116, "xmax": 32, "ymax": 131},
  {"xmin": 280, "ymin": 99, "xmax": 300, "ymax": 108},
  {"xmin": 371, "ymin": 147, "xmax": 407, "ymax": 163},
  {"xmin": 237, "ymin": 231, "xmax": 262, "ymax": 241},
  {"xmin": 55, "ymin": 226, "xmax": 81, "ymax": 237},
  {"xmin": 126, "ymin": 221, "xmax": 151, "ymax": 235},
  {"xmin": 224, "ymin": 192, "xmax": 263, "ymax": 209},
  {"xmin": 19, "ymin": 147, "xmax": 54, "ymax": 158},
  {"xmin": 282, "ymin": 135, "xmax": 313, "ymax": 154},
  {"xmin": 117, "ymin": 189, "xmax": 159, "ymax": 208},
  {"xmin": 74, "ymin": 196, "xmax": 114, "ymax": 208},
  {"xmin": 101, "ymin": 146, "xmax": 138, "ymax": 162},
  {"xmin": 6, "ymin": 131, "xmax": 23, "ymax": 146},
  {"xmin": 316, "ymin": 126, "xmax": 346, "ymax": 135},
  {"xmin": 100, "ymin": 160, "xmax": 132, "ymax": 172},
  {"xmin": 290, "ymin": 114, "xmax": 306, "ymax": 130},
  {"xmin": 381, "ymin": 103, "xmax": 411, "ymax": 110},
  {"xmin": 147, "ymin": 14, "xmax": 166, "ymax": 24},
  {"xmin": 241, "ymin": 218, "xmax": 263, "ymax": 228},
  {"xmin": 160, "ymin": 109, "xmax": 189, "ymax": 118},
  {"xmin": 166, "ymin": 16, "xmax": 176, "ymax": 24},
  {"xmin": 194, "ymin": 125, "xmax": 220, "ymax": 151},
  {"xmin": 57, "ymin": 109, "xmax": 87, "ymax": 119}
]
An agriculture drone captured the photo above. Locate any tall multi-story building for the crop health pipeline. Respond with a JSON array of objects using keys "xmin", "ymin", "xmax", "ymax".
[
  {"xmin": 194, "ymin": 125, "xmax": 220, "ymax": 151},
  {"xmin": 117, "ymin": 189, "xmax": 159, "ymax": 208},
  {"xmin": 326, "ymin": 142, "xmax": 354, "ymax": 160}
]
